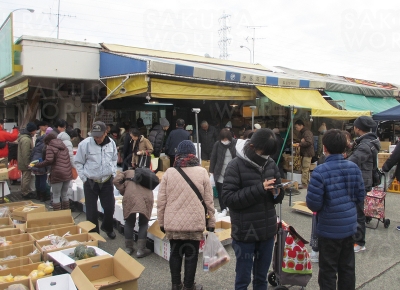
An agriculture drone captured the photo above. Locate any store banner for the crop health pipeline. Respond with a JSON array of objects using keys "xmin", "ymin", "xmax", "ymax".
[{"xmin": 4, "ymin": 79, "xmax": 29, "ymax": 101}]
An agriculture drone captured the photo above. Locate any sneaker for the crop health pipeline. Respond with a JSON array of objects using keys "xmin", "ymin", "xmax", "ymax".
[
  {"xmin": 354, "ymin": 244, "xmax": 366, "ymax": 252},
  {"xmin": 310, "ymin": 250, "xmax": 319, "ymax": 263},
  {"xmin": 396, "ymin": 226, "xmax": 400, "ymax": 231},
  {"xmin": 218, "ymin": 209, "xmax": 227, "ymax": 219}
]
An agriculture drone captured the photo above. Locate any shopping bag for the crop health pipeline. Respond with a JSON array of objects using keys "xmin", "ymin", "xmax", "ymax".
[
  {"xmin": 150, "ymin": 154, "xmax": 159, "ymax": 171},
  {"xmin": 310, "ymin": 212, "xmax": 318, "ymax": 249},
  {"xmin": 138, "ymin": 154, "xmax": 151, "ymax": 169},
  {"xmin": 8, "ymin": 159, "xmax": 21, "ymax": 180},
  {"xmin": 210, "ymin": 174, "xmax": 215, "ymax": 187},
  {"xmin": 203, "ymin": 232, "xmax": 230, "ymax": 272}
]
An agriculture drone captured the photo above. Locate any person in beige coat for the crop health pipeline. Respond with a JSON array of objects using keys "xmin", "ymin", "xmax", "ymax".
[
  {"xmin": 113, "ymin": 170, "xmax": 154, "ymax": 258},
  {"xmin": 130, "ymin": 128, "xmax": 153, "ymax": 168},
  {"xmin": 158, "ymin": 140, "xmax": 215, "ymax": 290}
]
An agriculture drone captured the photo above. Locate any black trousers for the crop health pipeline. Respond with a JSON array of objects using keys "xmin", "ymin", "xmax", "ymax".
[
  {"xmin": 83, "ymin": 178, "xmax": 115, "ymax": 234},
  {"xmin": 355, "ymin": 202, "xmax": 366, "ymax": 246},
  {"xmin": 216, "ymin": 182, "xmax": 226, "ymax": 211},
  {"xmin": 318, "ymin": 236, "xmax": 355, "ymax": 290},
  {"xmin": 169, "ymin": 239, "xmax": 200, "ymax": 288}
]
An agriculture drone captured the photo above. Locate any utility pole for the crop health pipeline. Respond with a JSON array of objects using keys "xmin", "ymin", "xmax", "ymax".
[
  {"xmin": 218, "ymin": 11, "xmax": 231, "ymax": 60},
  {"xmin": 246, "ymin": 26, "xmax": 267, "ymax": 64},
  {"xmin": 42, "ymin": 0, "xmax": 76, "ymax": 39}
]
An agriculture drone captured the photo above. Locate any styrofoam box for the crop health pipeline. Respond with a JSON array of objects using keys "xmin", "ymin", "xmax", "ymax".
[
  {"xmin": 389, "ymin": 145, "xmax": 396, "ymax": 153},
  {"xmin": 37, "ymin": 274, "xmax": 77, "ymax": 290},
  {"xmin": 286, "ymin": 172, "xmax": 302, "ymax": 184},
  {"xmin": 48, "ymin": 246, "xmax": 111, "ymax": 273}
]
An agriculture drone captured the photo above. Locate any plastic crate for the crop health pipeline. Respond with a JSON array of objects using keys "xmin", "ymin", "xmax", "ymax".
[{"xmin": 388, "ymin": 178, "xmax": 400, "ymax": 193}]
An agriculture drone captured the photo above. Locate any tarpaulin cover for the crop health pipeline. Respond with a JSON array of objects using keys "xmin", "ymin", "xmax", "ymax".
[
  {"xmin": 151, "ymin": 78, "xmax": 256, "ymax": 100},
  {"xmin": 256, "ymin": 86, "xmax": 370, "ymax": 119},
  {"xmin": 373, "ymin": 104, "xmax": 400, "ymax": 121},
  {"xmin": 106, "ymin": 75, "xmax": 148, "ymax": 100}
]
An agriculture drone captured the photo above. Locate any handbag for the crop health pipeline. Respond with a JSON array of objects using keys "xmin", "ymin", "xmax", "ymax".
[
  {"xmin": 176, "ymin": 167, "xmax": 210, "ymax": 226},
  {"xmin": 138, "ymin": 151, "xmax": 151, "ymax": 169},
  {"xmin": 132, "ymin": 167, "xmax": 159, "ymax": 190},
  {"xmin": 71, "ymin": 167, "xmax": 78, "ymax": 180}
]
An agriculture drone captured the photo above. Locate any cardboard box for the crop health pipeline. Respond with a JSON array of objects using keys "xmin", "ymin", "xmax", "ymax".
[
  {"xmin": 37, "ymin": 273, "xmax": 77, "ymax": 290},
  {"xmin": 0, "ymin": 244, "xmax": 41, "ymax": 263},
  {"xmin": 71, "ymin": 249, "xmax": 144, "ymax": 290},
  {"xmin": 29, "ymin": 221, "xmax": 96, "ymax": 243},
  {"xmin": 149, "ymin": 220, "xmax": 232, "ymax": 261},
  {"xmin": 378, "ymin": 152, "xmax": 391, "ymax": 168},
  {"xmin": 0, "ymin": 167, "xmax": 15, "ymax": 181},
  {"xmin": 380, "ymin": 141, "xmax": 391, "ymax": 152},
  {"xmin": 156, "ymin": 171, "xmax": 165, "ymax": 181},
  {"xmin": 201, "ymin": 160, "xmax": 210, "ymax": 167},
  {"xmin": 0, "ymin": 216, "xmax": 14, "ymax": 229},
  {"xmin": 12, "ymin": 203, "xmax": 47, "ymax": 221},
  {"xmin": 0, "ymin": 228, "xmax": 23, "ymax": 237},
  {"xmin": 0, "ymin": 256, "xmax": 33, "ymax": 269},
  {"xmin": 0, "ymin": 201, "xmax": 33, "ymax": 213},
  {"xmin": 0, "ymin": 233, "xmax": 35, "ymax": 249},
  {"xmin": 37, "ymin": 232, "xmax": 106, "ymax": 261},
  {"xmin": 18, "ymin": 210, "xmax": 74, "ymax": 233},
  {"xmin": 0, "ymin": 262, "xmax": 51, "ymax": 284},
  {"xmin": 48, "ymin": 246, "xmax": 111, "ymax": 274},
  {"xmin": 0, "ymin": 278, "xmax": 34, "ymax": 290},
  {"xmin": 159, "ymin": 156, "xmax": 170, "ymax": 171},
  {"xmin": 282, "ymin": 154, "xmax": 293, "ymax": 172}
]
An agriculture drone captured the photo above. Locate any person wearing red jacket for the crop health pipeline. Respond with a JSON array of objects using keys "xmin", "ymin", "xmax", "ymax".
[{"xmin": 0, "ymin": 125, "xmax": 19, "ymax": 167}]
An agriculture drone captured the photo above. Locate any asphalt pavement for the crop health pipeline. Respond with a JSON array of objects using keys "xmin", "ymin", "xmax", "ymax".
[{"xmin": 9, "ymin": 183, "xmax": 400, "ymax": 290}]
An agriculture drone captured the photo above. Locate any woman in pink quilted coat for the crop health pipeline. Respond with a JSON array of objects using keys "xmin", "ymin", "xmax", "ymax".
[{"xmin": 158, "ymin": 140, "xmax": 215, "ymax": 290}]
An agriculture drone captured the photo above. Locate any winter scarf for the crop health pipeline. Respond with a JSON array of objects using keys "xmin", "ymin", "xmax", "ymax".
[{"xmin": 173, "ymin": 154, "xmax": 200, "ymax": 168}]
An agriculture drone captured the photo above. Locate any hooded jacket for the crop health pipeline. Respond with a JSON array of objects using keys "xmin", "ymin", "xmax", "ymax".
[
  {"xmin": 221, "ymin": 144, "xmax": 284, "ymax": 242},
  {"xmin": 17, "ymin": 129, "xmax": 34, "ymax": 171},
  {"xmin": 30, "ymin": 135, "xmax": 47, "ymax": 175},
  {"xmin": 113, "ymin": 170, "xmax": 154, "ymax": 220},
  {"xmin": 348, "ymin": 132, "xmax": 380, "ymax": 191},
  {"xmin": 0, "ymin": 128, "xmax": 19, "ymax": 159},
  {"xmin": 57, "ymin": 132, "xmax": 75, "ymax": 168},
  {"xmin": 35, "ymin": 139, "xmax": 72, "ymax": 184},
  {"xmin": 148, "ymin": 125, "xmax": 165, "ymax": 157}
]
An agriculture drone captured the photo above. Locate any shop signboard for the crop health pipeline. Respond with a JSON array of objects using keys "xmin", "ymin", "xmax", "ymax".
[{"xmin": 0, "ymin": 15, "xmax": 13, "ymax": 82}]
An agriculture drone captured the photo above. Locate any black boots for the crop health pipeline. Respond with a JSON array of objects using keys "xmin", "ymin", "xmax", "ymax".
[
  {"xmin": 172, "ymin": 284, "xmax": 183, "ymax": 290},
  {"xmin": 36, "ymin": 191, "xmax": 49, "ymax": 202},
  {"xmin": 183, "ymin": 283, "xmax": 203, "ymax": 290}
]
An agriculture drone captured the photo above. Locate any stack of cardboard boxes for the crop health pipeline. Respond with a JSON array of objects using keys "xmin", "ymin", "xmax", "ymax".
[{"xmin": 0, "ymin": 202, "xmax": 145, "ymax": 289}]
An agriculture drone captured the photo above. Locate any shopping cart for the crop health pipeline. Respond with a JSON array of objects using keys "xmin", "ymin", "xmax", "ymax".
[
  {"xmin": 267, "ymin": 202, "xmax": 312, "ymax": 290},
  {"xmin": 365, "ymin": 173, "xmax": 390, "ymax": 229}
]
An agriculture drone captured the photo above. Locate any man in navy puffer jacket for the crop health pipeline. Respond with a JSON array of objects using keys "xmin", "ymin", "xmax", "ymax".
[{"xmin": 306, "ymin": 129, "xmax": 365, "ymax": 290}]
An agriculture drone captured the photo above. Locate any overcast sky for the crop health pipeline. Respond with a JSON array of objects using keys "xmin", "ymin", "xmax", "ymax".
[{"xmin": 2, "ymin": 0, "xmax": 400, "ymax": 84}]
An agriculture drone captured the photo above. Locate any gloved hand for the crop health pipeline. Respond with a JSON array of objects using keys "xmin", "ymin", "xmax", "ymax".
[
  {"xmin": 160, "ymin": 226, "xmax": 165, "ymax": 233},
  {"xmin": 206, "ymin": 227, "xmax": 215, "ymax": 233}
]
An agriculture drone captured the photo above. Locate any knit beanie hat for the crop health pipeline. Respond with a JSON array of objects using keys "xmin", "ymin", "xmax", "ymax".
[
  {"xmin": 353, "ymin": 116, "xmax": 375, "ymax": 132},
  {"xmin": 176, "ymin": 140, "xmax": 196, "ymax": 155},
  {"xmin": 160, "ymin": 117, "xmax": 170, "ymax": 127},
  {"xmin": 26, "ymin": 122, "xmax": 37, "ymax": 133},
  {"xmin": 45, "ymin": 127, "xmax": 53, "ymax": 135}
]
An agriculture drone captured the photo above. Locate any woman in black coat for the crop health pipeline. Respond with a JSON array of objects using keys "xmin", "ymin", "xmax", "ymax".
[
  {"xmin": 221, "ymin": 129, "xmax": 284, "ymax": 289},
  {"xmin": 209, "ymin": 128, "xmax": 237, "ymax": 218}
]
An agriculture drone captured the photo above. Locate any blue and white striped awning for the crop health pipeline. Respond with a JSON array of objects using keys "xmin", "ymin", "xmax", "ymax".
[{"xmin": 100, "ymin": 48, "xmax": 325, "ymax": 89}]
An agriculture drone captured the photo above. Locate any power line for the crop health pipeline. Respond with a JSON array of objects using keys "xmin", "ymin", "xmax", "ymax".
[
  {"xmin": 42, "ymin": 0, "xmax": 76, "ymax": 39},
  {"xmin": 246, "ymin": 25, "xmax": 267, "ymax": 64}
]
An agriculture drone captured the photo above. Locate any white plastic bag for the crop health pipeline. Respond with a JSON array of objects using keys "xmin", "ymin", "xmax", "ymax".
[
  {"xmin": 203, "ymin": 232, "xmax": 230, "ymax": 272},
  {"xmin": 209, "ymin": 174, "xmax": 215, "ymax": 187}
]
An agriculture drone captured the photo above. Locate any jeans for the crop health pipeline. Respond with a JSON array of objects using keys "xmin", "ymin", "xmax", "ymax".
[
  {"xmin": 216, "ymin": 182, "xmax": 226, "ymax": 211},
  {"xmin": 83, "ymin": 178, "xmax": 115, "ymax": 234},
  {"xmin": 232, "ymin": 237, "xmax": 275, "ymax": 290},
  {"xmin": 35, "ymin": 174, "xmax": 47, "ymax": 193},
  {"xmin": 318, "ymin": 236, "xmax": 355, "ymax": 290},
  {"xmin": 169, "ymin": 240, "xmax": 200, "ymax": 288},
  {"xmin": 355, "ymin": 201, "xmax": 366, "ymax": 247},
  {"xmin": 124, "ymin": 213, "xmax": 149, "ymax": 240},
  {"xmin": 51, "ymin": 181, "xmax": 70, "ymax": 203}
]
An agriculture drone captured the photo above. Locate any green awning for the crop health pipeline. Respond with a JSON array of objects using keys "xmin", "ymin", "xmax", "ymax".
[
  {"xmin": 365, "ymin": 97, "xmax": 399, "ymax": 114},
  {"xmin": 325, "ymin": 91, "xmax": 372, "ymax": 112},
  {"xmin": 326, "ymin": 91, "xmax": 399, "ymax": 114}
]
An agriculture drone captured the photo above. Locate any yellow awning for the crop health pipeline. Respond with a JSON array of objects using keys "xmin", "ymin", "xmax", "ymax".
[
  {"xmin": 256, "ymin": 86, "xmax": 370, "ymax": 119},
  {"xmin": 4, "ymin": 79, "xmax": 29, "ymax": 101},
  {"xmin": 151, "ymin": 78, "xmax": 256, "ymax": 100},
  {"xmin": 106, "ymin": 75, "xmax": 148, "ymax": 100}
]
